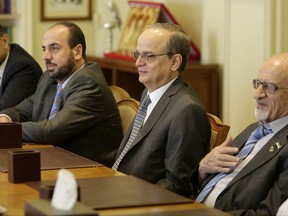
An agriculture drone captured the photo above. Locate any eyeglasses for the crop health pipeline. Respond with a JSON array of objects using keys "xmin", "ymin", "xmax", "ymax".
[
  {"xmin": 132, "ymin": 51, "xmax": 172, "ymax": 62},
  {"xmin": 252, "ymin": 79, "xmax": 288, "ymax": 94}
]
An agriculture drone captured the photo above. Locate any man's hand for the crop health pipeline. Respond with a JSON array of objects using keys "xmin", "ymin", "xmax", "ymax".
[
  {"xmin": 0, "ymin": 116, "xmax": 12, "ymax": 123},
  {"xmin": 199, "ymin": 136, "xmax": 240, "ymax": 181}
]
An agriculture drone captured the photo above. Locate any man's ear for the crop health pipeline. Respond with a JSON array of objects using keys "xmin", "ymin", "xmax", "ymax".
[
  {"xmin": 1, "ymin": 34, "xmax": 9, "ymax": 47},
  {"xmin": 73, "ymin": 44, "xmax": 83, "ymax": 60},
  {"xmin": 170, "ymin": 54, "xmax": 182, "ymax": 72}
]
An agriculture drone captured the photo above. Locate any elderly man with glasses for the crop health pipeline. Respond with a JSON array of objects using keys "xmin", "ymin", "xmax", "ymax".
[
  {"xmin": 112, "ymin": 22, "xmax": 211, "ymax": 197},
  {"xmin": 195, "ymin": 53, "xmax": 288, "ymax": 215}
]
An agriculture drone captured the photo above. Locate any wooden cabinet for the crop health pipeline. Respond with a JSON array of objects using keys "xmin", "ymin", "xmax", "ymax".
[{"xmin": 87, "ymin": 56, "xmax": 220, "ymax": 116}]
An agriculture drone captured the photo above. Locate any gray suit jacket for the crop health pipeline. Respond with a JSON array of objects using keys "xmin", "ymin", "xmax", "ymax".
[
  {"xmin": 1, "ymin": 62, "xmax": 123, "ymax": 167},
  {"xmin": 115, "ymin": 76, "xmax": 211, "ymax": 197},
  {"xmin": 200, "ymin": 122, "xmax": 288, "ymax": 216}
]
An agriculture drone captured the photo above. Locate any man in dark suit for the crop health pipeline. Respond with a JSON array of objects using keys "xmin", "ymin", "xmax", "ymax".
[
  {"xmin": 0, "ymin": 25, "xmax": 42, "ymax": 110},
  {"xmin": 112, "ymin": 23, "xmax": 211, "ymax": 197},
  {"xmin": 195, "ymin": 53, "xmax": 288, "ymax": 215},
  {"xmin": 0, "ymin": 22, "xmax": 123, "ymax": 167}
]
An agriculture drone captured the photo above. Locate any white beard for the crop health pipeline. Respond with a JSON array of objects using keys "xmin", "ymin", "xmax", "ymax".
[{"xmin": 255, "ymin": 108, "xmax": 269, "ymax": 122}]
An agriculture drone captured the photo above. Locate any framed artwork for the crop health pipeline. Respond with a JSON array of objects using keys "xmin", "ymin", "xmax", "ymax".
[{"xmin": 40, "ymin": 0, "xmax": 92, "ymax": 21}]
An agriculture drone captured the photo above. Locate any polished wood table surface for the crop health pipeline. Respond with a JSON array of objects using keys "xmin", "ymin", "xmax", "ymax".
[{"xmin": 0, "ymin": 145, "xmax": 208, "ymax": 216}]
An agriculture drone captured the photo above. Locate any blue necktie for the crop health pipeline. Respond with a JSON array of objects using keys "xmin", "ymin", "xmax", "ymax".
[
  {"xmin": 112, "ymin": 95, "xmax": 151, "ymax": 170},
  {"xmin": 48, "ymin": 85, "xmax": 63, "ymax": 120},
  {"xmin": 196, "ymin": 124, "xmax": 272, "ymax": 203}
]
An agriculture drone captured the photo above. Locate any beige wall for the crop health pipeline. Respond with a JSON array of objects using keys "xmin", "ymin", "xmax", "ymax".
[
  {"xmin": 13, "ymin": 0, "xmax": 287, "ymax": 137},
  {"xmin": 281, "ymin": 0, "xmax": 288, "ymax": 51},
  {"xmin": 30, "ymin": 0, "xmax": 205, "ymax": 69}
]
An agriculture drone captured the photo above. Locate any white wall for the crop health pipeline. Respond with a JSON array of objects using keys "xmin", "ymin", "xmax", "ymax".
[{"xmin": 202, "ymin": 0, "xmax": 274, "ymax": 136}]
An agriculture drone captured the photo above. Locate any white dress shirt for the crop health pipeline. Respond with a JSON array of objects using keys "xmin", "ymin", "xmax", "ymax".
[
  {"xmin": 143, "ymin": 76, "xmax": 177, "ymax": 124},
  {"xmin": 0, "ymin": 53, "xmax": 9, "ymax": 86},
  {"xmin": 277, "ymin": 199, "xmax": 288, "ymax": 216}
]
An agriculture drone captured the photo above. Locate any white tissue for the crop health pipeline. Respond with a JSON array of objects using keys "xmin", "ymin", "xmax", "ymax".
[{"xmin": 51, "ymin": 169, "xmax": 78, "ymax": 211}]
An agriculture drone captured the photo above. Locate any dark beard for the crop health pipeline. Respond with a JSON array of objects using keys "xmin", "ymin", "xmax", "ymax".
[{"xmin": 48, "ymin": 53, "xmax": 75, "ymax": 81}]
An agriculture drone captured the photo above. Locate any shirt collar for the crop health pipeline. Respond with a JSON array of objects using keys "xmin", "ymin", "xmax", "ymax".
[
  {"xmin": 148, "ymin": 76, "xmax": 178, "ymax": 105},
  {"xmin": 265, "ymin": 115, "xmax": 288, "ymax": 134},
  {"xmin": 60, "ymin": 63, "xmax": 86, "ymax": 89}
]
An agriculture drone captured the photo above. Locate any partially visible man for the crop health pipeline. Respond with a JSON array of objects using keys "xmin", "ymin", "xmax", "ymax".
[
  {"xmin": 0, "ymin": 22, "xmax": 123, "ymax": 167},
  {"xmin": 195, "ymin": 53, "xmax": 288, "ymax": 215},
  {"xmin": 0, "ymin": 25, "xmax": 42, "ymax": 110},
  {"xmin": 112, "ymin": 23, "xmax": 211, "ymax": 197}
]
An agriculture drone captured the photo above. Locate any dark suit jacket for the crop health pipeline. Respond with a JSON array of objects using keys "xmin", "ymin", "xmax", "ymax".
[
  {"xmin": 1, "ymin": 62, "xmax": 123, "ymax": 167},
  {"xmin": 200, "ymin": 122, "xmax": 288, "ymax": 216},
  {"xmin": 0, "ymin": 44, "xmax": 42, "ymax": 110},
  {"xmin": 115, "ymin": 76, "xmax": 211, "ymax": 197}
]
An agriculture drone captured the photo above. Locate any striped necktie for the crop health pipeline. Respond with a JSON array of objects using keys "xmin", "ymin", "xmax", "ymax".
[
  {"xmin": 48, "ymin": 85, "xmax": 63, "ymax": 120},
  {"xmin": 112, "ymin": 95, "xmax": 151, "ymax": 170},
  {"xmin": 196, "ymin": 124, "xmax": 272, "ymax": 203}
]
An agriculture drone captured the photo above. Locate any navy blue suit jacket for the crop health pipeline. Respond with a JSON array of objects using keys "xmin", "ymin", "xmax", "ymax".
[{"xmin": 0, "ymin": 44, "xmax": 42, "ymax": 110}]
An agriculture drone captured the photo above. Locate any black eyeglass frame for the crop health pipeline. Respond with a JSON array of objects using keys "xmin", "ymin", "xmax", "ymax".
[
  {"xmin": 252, "ymin": 79, "xmax": 288, "ymax": 94},
  {"xmin": 132, "ymin": 51, "xmax": 173, "ymax": 62}
]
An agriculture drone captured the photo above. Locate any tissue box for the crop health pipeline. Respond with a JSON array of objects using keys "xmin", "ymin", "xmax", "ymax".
[
  {"xmin": 39, "ymin": 185, "xmax": 81, "ymax": 201},
  {"xmin": 0, "ymin": 122, "xmax": 22, "ymax": 149},
  {"xmin": 8, "ymin": 150, "xmax": 40, "ymax": 183},
  {"xmin": 25, "ymin": 199, "xmax": 98, "ymax": 216},
  {"xmin": 104, "ymin": 0, "xmax": 201, "ymax": 62}
]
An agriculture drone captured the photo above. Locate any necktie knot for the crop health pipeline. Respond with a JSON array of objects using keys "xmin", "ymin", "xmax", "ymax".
[
  {"xmin": 253, "ymin": 124, "xmax": 272, "ymax": 140},
  {"xmin": 263, "ymin": 124, "xmax": 273, "ymax": 135},
  {"xmin": 142, "ymin": 95, "xmax": 151, "ymax": 108}
]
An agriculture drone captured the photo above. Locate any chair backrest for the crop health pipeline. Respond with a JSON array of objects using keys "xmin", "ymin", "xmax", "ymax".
[
  {"xmin": 117, "ymin": 98, "xmax": 140, "ymax": 134},
  {"xmin": 207, "ymin": 113, "xmax": 230, "ymax": 149},
  {"xmin": 109, "ymin": 85, "xmax": 131, "ymax": 103}
]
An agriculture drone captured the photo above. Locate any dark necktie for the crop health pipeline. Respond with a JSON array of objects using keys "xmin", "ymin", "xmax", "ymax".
[
  {"xmin": 112, "ymin": 95, "xmax": 151, "ymax": 170},
  {"xmin": 48, "ymin": 85, "xmax": 63, "ymax": 120},
  {"xmin": 196, "ymin": 124, "xmax": 273, "ymax": 202}
]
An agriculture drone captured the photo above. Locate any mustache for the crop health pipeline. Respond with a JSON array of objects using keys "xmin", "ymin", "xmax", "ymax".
[
  {"xmin": 256, "ymin": 98, "xmax": 268, "ymax": 105},
  {"xmin": 45, "ymin": 60, "xmax": 53, "ymax": 65},
  {"xmin": 45, "ymin": 61, "xmax": 58, "ymax": 68}
]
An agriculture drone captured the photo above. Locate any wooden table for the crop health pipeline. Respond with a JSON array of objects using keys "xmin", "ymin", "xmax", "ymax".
[
  {"xmin": 0, "ymin": 167, "xmax": 121, "ymax": 216},
  {"xmin": 0, "ymin": 145, "xmax": 209, "ymax": 216}
]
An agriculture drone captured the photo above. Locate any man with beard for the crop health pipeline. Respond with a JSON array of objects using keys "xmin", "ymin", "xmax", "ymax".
[
  {"xmin": 194, "ymin": 53, "xmax": 288, "ymax": 215},
  {"xmin": 0, "ymin": 22, "xmax": 123, "ymax": 167}
]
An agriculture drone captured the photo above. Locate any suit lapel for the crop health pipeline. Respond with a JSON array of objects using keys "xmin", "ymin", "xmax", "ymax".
[
  {"xmin": 230, "ymin": 123, "xmax": 258, "ymax": 149},
  {"xmin": 39, "ymin": 80, "xmax": 58, "ymax": 119},
  {"xmin": 123, "ymin": 77, "xmax": 184, "ymax": 151},
  {"xmin": 129, "ymin": 93, "xmax": 171, "ymax": 148},
  {"xmin": 225, "ymin": 124, "xmax": 288, "ymax": 189}
]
